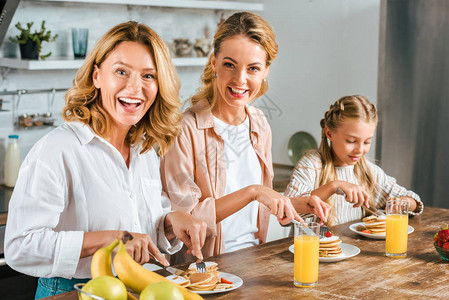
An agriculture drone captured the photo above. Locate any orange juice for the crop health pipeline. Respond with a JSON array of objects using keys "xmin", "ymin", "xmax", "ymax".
[
  {"xmin": 386, "ymin": 214, "xmax": 408, "ymax": 257},
  {"xmin": 294, "ymin": 235, "xmax": 319, "ymax": 287}
]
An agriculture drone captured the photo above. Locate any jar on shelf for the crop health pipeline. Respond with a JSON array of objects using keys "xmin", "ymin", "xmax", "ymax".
[
  {"xmin": 19, "ymin": 113, "xmax": 33, "ymax": 128},
  {"xmin": 32, "ymin": 113, "xmax": 44, "ymax": 127},
  {"xmin": 43, "ymin": 112, "xmax": 55, "ymax": 126}
]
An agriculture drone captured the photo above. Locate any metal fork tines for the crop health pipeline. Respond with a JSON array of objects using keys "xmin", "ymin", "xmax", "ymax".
[
  {"xmin": 196, "ymin": 260, "xmax": 206, "ymax": 273},
  {"xmin": 320, "ymin": 225, "xmax": 329, "ymax": 238}
]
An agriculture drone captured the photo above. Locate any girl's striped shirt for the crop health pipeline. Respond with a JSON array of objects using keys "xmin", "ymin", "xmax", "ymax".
[{"xmin": 285, "ymin": 152, "xmax": 423, "ymax": 225}]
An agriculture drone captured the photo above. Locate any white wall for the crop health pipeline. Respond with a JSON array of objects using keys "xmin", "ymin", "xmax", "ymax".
[{"xmin": 259, "ymin": 0, "xmax": 380, "ymax": 165}]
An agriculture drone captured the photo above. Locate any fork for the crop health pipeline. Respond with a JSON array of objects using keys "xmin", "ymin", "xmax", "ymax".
[
  {"xmin": 320, "ymin": 224, "xmax": 329, "ymax": 238},
  {"xmin": 196, "ymin": 260, "xmax": 206, "ymax": 273}
]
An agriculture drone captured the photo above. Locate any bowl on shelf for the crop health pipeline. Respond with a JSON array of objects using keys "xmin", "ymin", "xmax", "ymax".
[{"xmin": 434, "ymin": 242, "xmax": 449, "ymax": 261}]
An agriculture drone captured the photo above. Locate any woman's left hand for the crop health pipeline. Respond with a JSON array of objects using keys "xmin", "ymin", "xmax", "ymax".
[
  {"xmin": 290, "ymin": 195, "xmax": 331, "ymax": 222},
  {"xmin": 165, "ymin": 211, "xmax": 207, "ymax": 260}
]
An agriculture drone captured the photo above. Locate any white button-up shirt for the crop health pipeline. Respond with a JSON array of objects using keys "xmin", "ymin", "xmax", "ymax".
[{"xmin": 5, "ymin": 122, "xmax": 181, "ymax": 279}]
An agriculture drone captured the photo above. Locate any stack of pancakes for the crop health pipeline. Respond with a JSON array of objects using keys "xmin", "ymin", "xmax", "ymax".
[
  {"xmin": 362, "ymin": 215, "xmax": 386, "ymax": 235},
  {"xmin": 319, "ymin": 235, "xmax": 342, "ymax": 257},
  {"xmin": 183, "ymin": 261, "xmax": 233, "ymax": 292},
  {"xmin": 188, "ymin": 272, "xmax": 220, "ymax": 291}
]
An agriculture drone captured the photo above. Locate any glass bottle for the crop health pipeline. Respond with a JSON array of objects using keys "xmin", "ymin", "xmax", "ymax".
[{"xmin": 4, "ymin": 135, "xmax": 21, "ymax": 187}]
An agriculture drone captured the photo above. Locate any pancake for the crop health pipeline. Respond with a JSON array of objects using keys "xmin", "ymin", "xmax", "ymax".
[
  {"xmin": 363, "ymin": 215, "xmax": 387, "ymax": 235},
  {"xmin": 184, "ymin": 261, "xmax": 234, "ymax": 292},
  {"xmin": 187, "ymin": 261, "xmax": 219, "ymax": 277},
  {"xmin": 319, "ymin": 234, "xmax": 342, "ymax": 257},
  {"xmin": 188, "ymin": 273, "xmax": 219, "ymax": 291}
]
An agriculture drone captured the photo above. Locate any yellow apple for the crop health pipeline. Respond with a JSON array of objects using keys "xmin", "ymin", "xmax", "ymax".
[
  {"xmin": 80, "ymin": 275, "xmax": 127, "ymax": 300},
  {"xmin": 139, "ymin": 281, "xmax": 184, "ymax": 300}
]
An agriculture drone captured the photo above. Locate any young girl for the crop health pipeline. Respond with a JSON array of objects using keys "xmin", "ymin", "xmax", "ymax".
[{"xmin": 285, "ymin": 95, "xmax": 423, "ymax": 226}]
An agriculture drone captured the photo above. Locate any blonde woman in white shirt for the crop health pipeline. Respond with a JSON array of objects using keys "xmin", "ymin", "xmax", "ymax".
[
  {"xmin": 5, "ymin": 21, "xmax": 206, "ymax": 299},
  {"xmin": 285, "ymin": 95, "xmax": 423, "ymax": 226}
]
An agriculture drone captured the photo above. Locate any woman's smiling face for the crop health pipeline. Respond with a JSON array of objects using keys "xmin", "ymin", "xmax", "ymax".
[
  {"xmin": 211, "ymin": 35, "xmax": 269, "ymax": 109},
  {"xmin": 92, "ymin": 41, "xmax": 158, "ymax": 131}
]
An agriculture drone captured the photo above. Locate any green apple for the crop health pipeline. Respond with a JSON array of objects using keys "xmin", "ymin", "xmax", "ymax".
[
  {"xmin": 80, "ymin": 275, "xmax": 127, "ymax": 300},
  {"xmin": 140, "ymin": 281, "xmax": 184, "ymax": 300}
]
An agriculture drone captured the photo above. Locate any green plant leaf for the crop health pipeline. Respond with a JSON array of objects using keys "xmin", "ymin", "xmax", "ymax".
[{"xmin": 9, "ymin": 20, "xmax": 58, "ymax": 59}]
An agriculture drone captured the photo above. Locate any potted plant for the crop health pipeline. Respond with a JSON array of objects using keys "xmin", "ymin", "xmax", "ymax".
[{"xmin": 9, "ymin": 21, "xmax": 58, "ymax": 60}]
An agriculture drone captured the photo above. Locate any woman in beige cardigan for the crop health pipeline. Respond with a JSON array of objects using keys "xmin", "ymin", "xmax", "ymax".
[{"xmin": 161, "ymin": 12, "xmax": 330, "ymax": 264}]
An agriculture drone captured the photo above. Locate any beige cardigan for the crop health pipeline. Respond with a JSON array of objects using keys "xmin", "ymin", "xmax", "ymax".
[{"xmin": 161, "ymin": 100, "xmax": 273, "ymax": 264}]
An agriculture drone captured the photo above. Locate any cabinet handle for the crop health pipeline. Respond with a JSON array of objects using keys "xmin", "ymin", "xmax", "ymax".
[{"xmin": 0, "ymin": 258, "xmax": 6, "ymax": 266}]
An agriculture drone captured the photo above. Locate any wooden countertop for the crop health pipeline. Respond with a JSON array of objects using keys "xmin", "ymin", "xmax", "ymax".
[{"xmin": 45, "ymin": 206, "xmax": 449, "ymax": 299}]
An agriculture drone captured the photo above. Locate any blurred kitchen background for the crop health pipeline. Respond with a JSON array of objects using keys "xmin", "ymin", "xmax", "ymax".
[{"xmin": 0, "ymin": 0, "xmax": 447, "ymax": 208}]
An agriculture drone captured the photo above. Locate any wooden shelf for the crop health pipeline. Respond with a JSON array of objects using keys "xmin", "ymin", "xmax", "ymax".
[
  {"xmin": 36, "ymin": 0, "xmax": 264, "ymax": 11},
  {"xmin": 0, "ymin": 57, "xmax": 208, "ymax": 70}
]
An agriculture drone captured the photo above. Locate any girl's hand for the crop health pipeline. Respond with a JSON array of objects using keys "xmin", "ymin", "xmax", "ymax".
[
  {"xmin": 394, "ymin": 196, "xmax": 417, "ymax": 213},
  {"xmin": 123, "ymin": 232, "xmax": 169, "ymax": 266},
  {"xmin": 290, "ymin": 195, "xmax": 331, "ymax": 222},
  {"xmin": 165, "ymin": 211, "xmax": 207, "ymax": 261},
  {"xmin": 253, "ymin": 185, "xmax": 303, "ymax": 225},
  {"xmin": 334, "ymin": 181, "xmax": 370, "ymax": 208}
]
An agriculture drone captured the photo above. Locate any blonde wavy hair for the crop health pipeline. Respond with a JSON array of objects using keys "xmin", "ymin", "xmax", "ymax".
[
  {"xmin": 319, "ymin": 95, "xmax": 378, "ymax": 225},
  {"xmin": 63, "ymin": 21, "xmax": 182, "ymax": 156},
  {"xmin": 190, "ymin": 11, "xmax": 278, "ymax": 109}
]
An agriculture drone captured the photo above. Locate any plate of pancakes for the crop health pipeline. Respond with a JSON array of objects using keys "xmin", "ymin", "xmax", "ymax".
[
  {"xmin": 349, "ymin": 215, "xmax": 414, "ymax": 239},
  {"xmin": 166, "ymin": 262, "xmax": 243, "ymax": 294},
  {"xmin": 289, "ymin": 234, "xmax": 360, "ymax": 262}
]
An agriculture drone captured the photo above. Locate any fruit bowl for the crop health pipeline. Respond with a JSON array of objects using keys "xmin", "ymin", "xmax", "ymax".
[
  {"xmin": 74, "ymin": 283, "xmax": 106, "ymax": 300},
  {"xmin": 434, "ymin": 242, "xmax": 449, "ymax": 261}
]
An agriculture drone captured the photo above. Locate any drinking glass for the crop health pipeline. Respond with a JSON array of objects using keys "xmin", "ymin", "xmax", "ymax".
[
  {"xmin": 386, "ymin": 199, "xmax": 409, "ymax": 258},
  {"xmin": 72, "ymin": 28, "xmax": 88, "ymax": 58},
  {"xmin": 294, "ymin": 221, "xmax": 320, "ymax": 287}
]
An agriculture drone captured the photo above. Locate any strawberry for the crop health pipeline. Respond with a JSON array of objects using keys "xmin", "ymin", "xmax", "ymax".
[
  {"xmin": 434, "ymin": 224, "xmax": 449, "ymax": 247},
  {"xmin": 221, "ymin": 277, "xmax": 233, "ymax": 284},
  {"xmin": 325, "ymin": 231, "xmax": 332, "ymax": 238}
]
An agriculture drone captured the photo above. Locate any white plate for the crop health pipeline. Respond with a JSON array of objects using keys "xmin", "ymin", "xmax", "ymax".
[
  {"xmin": 288, "ymin": 243, "xmax": 360, "ymax": 262},
  {"xmin": 349, "ymin": 222, "xmax": 414, "ymax": 239},
  {"xmin": 166, "ymin": 272, "xmax": 243, "ymax": 294}
]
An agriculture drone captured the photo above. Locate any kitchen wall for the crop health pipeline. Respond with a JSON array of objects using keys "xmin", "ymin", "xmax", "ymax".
[
  {"xmin": 0, "ymin": 0, "xmax": 380, "ymax": 183},
  {"xmin": 260, "ymin": 0, "xmax": 380, "ymax": 165}
]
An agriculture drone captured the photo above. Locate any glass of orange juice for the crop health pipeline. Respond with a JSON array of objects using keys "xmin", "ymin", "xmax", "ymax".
[
  {"xmin": 386, "ymin": 199, "xmax": 409, "ymax": 258},
  {"xmin": 294, "ymin": 221, "xmax": 320, "ymax": 287}
]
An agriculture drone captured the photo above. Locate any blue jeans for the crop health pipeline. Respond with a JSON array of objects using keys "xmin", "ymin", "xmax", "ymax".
[{"xmin": 35, "ymin": 277, "xmax": 89, "ymax": 299}]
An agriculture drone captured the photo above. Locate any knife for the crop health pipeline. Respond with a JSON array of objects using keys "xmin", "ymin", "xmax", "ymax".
[
  {"xmin": 336, "ymin": 188, "xmax": 385, "ymax": 217},
  {"xmin": 165, "ymin": 266, "xmax": 185, "ymax": 276},
  {"xmin": 150, "ymin": 259, "xmax": 185, "ymax": 276}
]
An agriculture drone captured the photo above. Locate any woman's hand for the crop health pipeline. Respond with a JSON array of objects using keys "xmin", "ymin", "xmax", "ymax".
[
  {"xmin": 165, "ymin": 211, "xmax": 207, "ymax": 260},
  {"xmin": 253, "ymin": 185, "xmax": 303, "ymax": 225},
  {"xmin": 290, "ymin": 195, "xmax": 331, "ymax": 222},
  {"xmin": 123, "ymin": 232, "xmax": 169, "ymax": 266},
  {"xmin": 334, "ymin": 181, "xmax": 370, "ymax": 208}
]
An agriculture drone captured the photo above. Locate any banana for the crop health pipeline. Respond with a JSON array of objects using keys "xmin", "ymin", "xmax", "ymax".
[
  {"xmin": 90, "ymin": 238, "xmax": 119, "ymax": 278},
  {"xmin": 113, "ymin": 240, "xmax": 204, "ymax": 300}
]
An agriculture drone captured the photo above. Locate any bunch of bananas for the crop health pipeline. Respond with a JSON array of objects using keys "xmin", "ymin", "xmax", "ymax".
[{"xmin": 90, "ymin": 233, "xmax": 203, "ymax": 300}]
